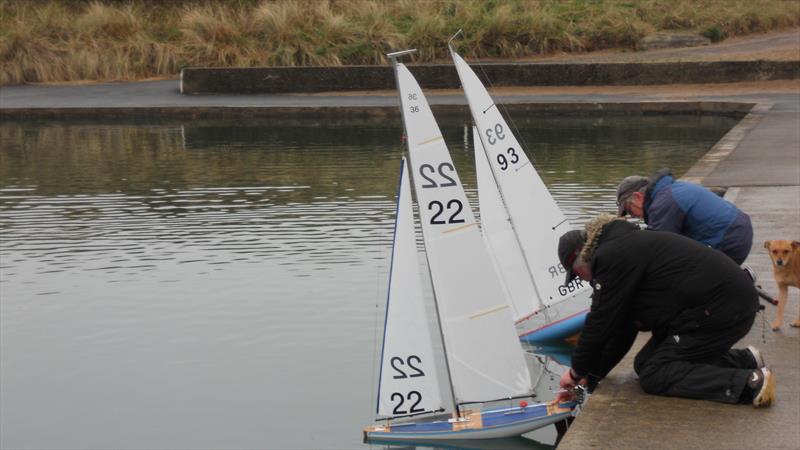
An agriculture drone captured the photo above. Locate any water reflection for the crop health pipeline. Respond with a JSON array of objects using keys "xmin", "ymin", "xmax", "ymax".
[{"xmin": 0, "ymin": 115, "xmax": 735, "ymax": 449}]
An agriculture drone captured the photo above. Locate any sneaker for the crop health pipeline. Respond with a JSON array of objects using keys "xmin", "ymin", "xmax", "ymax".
[
  {"xmin": 746, "ymin": 345, "xmax": 766, "ymax": 369},
  {"xmin": 742, "ymin": 265, "xmax": 757, "ymax": 282},
  {"xmin": 750, "ymin": 368, "xmax": 776, "ymax": 408}
]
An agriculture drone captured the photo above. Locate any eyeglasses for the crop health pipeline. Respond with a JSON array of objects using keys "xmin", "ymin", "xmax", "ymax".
[{"xmin": 616, "ymin": 195, "xmax": 631, "ymax": 214}]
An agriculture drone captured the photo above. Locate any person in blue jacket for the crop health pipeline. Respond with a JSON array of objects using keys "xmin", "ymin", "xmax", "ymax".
[{"xmin": 616, "ymin": 168, "xmax": 753, "ymax": 265}]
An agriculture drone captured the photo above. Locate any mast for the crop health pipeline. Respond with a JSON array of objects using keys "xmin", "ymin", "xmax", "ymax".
[{"xmin": 387, "ymin": 50, "xmax": 460, "ymax": 417}]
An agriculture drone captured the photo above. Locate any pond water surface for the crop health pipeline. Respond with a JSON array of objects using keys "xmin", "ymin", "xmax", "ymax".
[{"xmin": 0, "ymin": 114, "xmax": 736, "ymax": 449}]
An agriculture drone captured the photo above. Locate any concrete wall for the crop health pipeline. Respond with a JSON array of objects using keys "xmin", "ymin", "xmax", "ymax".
[
  {"xmin": 181, "ymin": 61, "xmax": 800, "ymax": 94},
  {"xmin": 0, "ymin": 102, "xmax": 754, "ymax": 121}
]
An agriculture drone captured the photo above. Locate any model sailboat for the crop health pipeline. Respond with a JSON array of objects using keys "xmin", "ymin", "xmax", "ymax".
[
  {"xmin": 449, "ymin": 34, "xmax": 592, "ymax": 343},
  {"xmin": 362, "ymin": 51, "xmax": 576, "ymax": 442}
]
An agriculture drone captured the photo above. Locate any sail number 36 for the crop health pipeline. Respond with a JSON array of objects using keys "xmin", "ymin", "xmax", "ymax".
[{"xmin": 408, "ymin": 93, "xmax": 419, "ymax": 112}]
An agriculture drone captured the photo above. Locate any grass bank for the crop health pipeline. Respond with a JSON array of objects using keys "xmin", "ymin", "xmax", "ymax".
[{"xmin": 2, "ymin": 0, "xmax": 799, "ymax": 85}]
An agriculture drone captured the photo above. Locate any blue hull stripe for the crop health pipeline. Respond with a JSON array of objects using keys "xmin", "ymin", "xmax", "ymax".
[
  {"xmin": 519, "ymin": 309, "xmax": 588, "ymax": 343},
  {"xmin": 366, "ymin": 404, "xmax": 574, "ymax": 440}
]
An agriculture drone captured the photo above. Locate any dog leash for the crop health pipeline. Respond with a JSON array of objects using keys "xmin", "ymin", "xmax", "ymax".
[
  {"xmin": 756, "ymin": 286, "xmax": 779, "ymax": 306},
  {"xmin": 743, "ymin": 266, "xmax": 779, "ymax": 306}
]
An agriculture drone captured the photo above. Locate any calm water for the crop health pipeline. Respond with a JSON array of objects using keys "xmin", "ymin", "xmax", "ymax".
[{"xmin": 0, "ymin": 114, "xmax": 736, "ymax": 449}]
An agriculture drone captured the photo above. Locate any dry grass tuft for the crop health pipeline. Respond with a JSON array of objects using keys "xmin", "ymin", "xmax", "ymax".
[{"xmin": 1, "ymin": 0, "xmax": 798, "ymax": 84}]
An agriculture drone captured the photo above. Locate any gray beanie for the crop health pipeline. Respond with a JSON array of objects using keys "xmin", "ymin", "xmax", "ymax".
[{"xmin": 616, "ymin": 176, "xmax": 648, "ymax": 216}]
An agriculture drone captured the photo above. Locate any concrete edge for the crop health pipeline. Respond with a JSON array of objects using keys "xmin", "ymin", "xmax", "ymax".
[
  {"xmin": 0, "ymin": 101, "xmax": 754, "ymax": 121},
  {"xmin": 681, "ymin": 102, "xmax": 772, "ymax": 185},
  {"xmin": 180, "ymin": 61, "xmax": 800, "ymax": 94}
]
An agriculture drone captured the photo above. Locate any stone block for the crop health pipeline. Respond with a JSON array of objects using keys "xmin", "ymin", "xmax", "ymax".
[{"xmin": 637, "ymin": 33, "xmax": 711, "ymax": 50}]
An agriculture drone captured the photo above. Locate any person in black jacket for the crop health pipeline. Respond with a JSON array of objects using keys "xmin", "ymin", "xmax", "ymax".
[{"xmin": 556, "ymin": 214, "xmax": 775, "ymax": 407}]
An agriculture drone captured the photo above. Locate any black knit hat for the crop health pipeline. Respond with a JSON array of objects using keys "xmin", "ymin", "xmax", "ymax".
[{"xmin": 558, "ymin": 229, "xmax": 587, "ymax": 285}]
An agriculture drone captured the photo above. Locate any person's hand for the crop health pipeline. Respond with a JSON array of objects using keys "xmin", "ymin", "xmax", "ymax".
[{"xmin": 557, "ymin": 368, "xmax": 586, "ymax": 402}]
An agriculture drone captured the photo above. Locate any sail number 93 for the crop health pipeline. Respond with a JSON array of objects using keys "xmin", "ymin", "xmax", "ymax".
[
  {"xmin": 486, "ymin": 124, "xmax": 520, "ymax": 171},
  {"xmin": 496, "ymin": 148, "xmax": 519, "ymax": 171},
  {"xmin": 485, "ymin": 123, "xmax": 506, "ymax": 145}
]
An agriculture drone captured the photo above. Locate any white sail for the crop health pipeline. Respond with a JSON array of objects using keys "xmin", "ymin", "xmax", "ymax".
[
  {"xmin": 377, "ymin": 158, "xmax": 443, "ymax": 418},
  {"xmin": 393, "ymin": 62, "xmax": 531, "ymax": 403},
  {"xmin": 474, "ymin": 127, "xmax": 544, "ymax": 322},
  {"xmin": 451, "ymin": 50, "xmax": 588, "ymax": 308}
]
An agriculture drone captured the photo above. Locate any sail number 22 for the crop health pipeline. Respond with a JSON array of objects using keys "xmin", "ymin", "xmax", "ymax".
[
  {"xmin": 406, "ymin": 91, "xmax": 466, "ymax": 226},
  {"xmin": 418, "ymin": 163, "xmax": 465, "ymax": 225},
  {"xmin": 391, "ymin": 355, "xmax": 426, "ymax": 414}
]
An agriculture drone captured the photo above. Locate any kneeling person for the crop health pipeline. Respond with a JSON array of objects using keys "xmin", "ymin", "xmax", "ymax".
[
  {"xmin": 616, "ymin": 168, "xmax": 753, "ymax": 265},
  {"xmin": 557, "ymin": 214, "xmax": 775, "ymax": 407}
]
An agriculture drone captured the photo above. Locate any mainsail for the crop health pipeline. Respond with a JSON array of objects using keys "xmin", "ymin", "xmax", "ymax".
[
  {"xmin": 393, "ymin": 62, "xmax": 531, "ymax": 403},
  {"xmin": 451, "ymin": 49, "xmax": 587, "ymax": 311}
]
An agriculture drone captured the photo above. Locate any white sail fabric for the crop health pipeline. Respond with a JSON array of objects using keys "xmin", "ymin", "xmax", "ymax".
[
  {"xmin": 394, "ymin": 63, "xmax": 531, "ymax": 403},
  {"xmin": 474, "ymin": 127, "xmax": 544, "ymax": 322},
  {"xmin": 377, "ymin": 158, "xmax": 443, "ymax": 418},
  {"xmin": 451, "ymin": 50, "xmax": 587, "ymax": 307}
]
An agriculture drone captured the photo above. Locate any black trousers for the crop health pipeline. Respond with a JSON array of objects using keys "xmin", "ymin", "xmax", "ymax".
[{"xmin": 633, "ymin": 312, "xmax": 757, "ymax": 404}]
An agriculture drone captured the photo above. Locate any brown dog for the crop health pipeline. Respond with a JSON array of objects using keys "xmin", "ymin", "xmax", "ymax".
[{"xmin": 765, "ymin": 240, "xmax": 800, "ymax": 330}]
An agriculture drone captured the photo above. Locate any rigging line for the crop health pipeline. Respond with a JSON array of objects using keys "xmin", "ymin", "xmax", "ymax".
[
  {"xmin": 472, "ymin": 48, "xmax": 537, "ymax": 166},
  {"xmin": 375, "ymin": 408, "xmax": 446, "ymax": 422},
  {"xmin": 523, "ymin": 352, "xmax": 548, "ymax": 391},
  {"xmin": 369, "ymin": 258, "xmax": 383, "ymax": 422},
  {"xmin": 458, "ymin": 393, "xmax": 539, "ymax": 406},
  {"xmin": 551, "ymin": 218, "xmax": 568, "ymax": 230}
]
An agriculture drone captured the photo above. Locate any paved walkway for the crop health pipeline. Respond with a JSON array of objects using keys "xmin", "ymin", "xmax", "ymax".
[
  {"xmin": 558, "ymin": 88, "xmax": 800, "ymax": 450},
  {"xmin": 1, "ymin": 29, "xmax": 799, "ymax": 450},
  {"xmin": 1, "ymin": 78, "xmax": 799, "ymax": 110},
  {"xmin": 526, "ymin": 29, "xmax": 800, "ymax": 63}
]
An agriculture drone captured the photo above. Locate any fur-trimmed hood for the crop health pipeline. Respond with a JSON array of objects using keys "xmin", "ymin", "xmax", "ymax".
[{"xmin": 579, "ymin": 213, "xmax": 630, "ymax": 262}]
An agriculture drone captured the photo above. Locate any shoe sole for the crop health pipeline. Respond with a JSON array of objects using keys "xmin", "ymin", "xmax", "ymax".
[
  {"xmin": 747, "ymin": 345, "xmax": 766, "ymax": 369},
  {"xmin": 753, "ymin": 369, "xmax": 776, "ymax": 407}
]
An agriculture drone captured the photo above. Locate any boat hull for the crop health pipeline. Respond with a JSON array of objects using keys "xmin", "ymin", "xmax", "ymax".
[
  {"xmin": 364, "ymin": 403, "xmax": 575, "ymax": 441},
  {"xmin": 516, "ymin": 290, "xmax": 591, "ymax": 343}
]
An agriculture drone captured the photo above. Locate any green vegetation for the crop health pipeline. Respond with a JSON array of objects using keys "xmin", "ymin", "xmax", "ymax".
[{"xmin": 2, "ymin": 0, "xmax": 798, "ymax": 84}]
